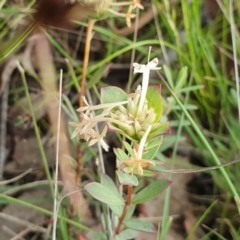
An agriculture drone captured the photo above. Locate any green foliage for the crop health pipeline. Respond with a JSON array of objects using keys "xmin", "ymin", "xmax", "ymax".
[
  {"xmin": 84, "ymin": 182, "xmax": 124, "ymax": 205},
  {"xmin": 86, "ymin": 231, "xmax": 108, "ymax": 240},
  {"xmin": 101, "ymin": 86, "xmax": 128, "ymax": 104},
  {"xmin": 146, "ymin": 85, "xmax": 163, "ymax": 122},
  {"xmin": 132, "ymin": 180, "xmax": 172, "ymax": 204},
  {"xmin": 124, "ymin": 219, "xmax": 155, "ymax": 233},
  {"xmin": 101, "ymin": 174, "xmax": 119, "ymax": 194},
  {"xmin": 116, "ymin": 171, "xmax": 139, "ymax": 186},
  {"xmin": 114, "ymin": 229, "xmax": 138, "ymax": 240}
]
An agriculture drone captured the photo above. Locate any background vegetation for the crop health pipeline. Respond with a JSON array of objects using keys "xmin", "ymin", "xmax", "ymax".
[{"xmin": 0, "ymin": 0, "xmax": 240, "ymax": 239}]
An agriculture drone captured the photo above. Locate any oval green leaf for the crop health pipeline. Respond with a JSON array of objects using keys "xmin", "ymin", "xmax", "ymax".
[
  {"xmin": 143, "ymin": 135, "xmax": 163, "ymax": 160},
  {"xmin": 101, "ymin": 86, "xmax": 128, "ymax": 104},
  {"xmin": 146, "ymin": 85, "xmax": 162, "ymax": 122},
  {"xmin": 101, "ymin": 173, "xmax": 118, "ymax": 195},
  {"xmin": 115, "ymin": 229, "xmax": 138, "ymax": 240},
  {"xmin": 109, "ymin": 203, "xmax": 135, "ymax": 219},
  {"xmin": 85, "ymin": 231, "xmax": 108, "ymax": 240},
  {"xmin": 175, "ymin": 66, "xmax": 188, "ymax": 90},
  {"xmin": 109, "ymin": 204, "xmax": 124, "ymax": 217},
  {"xmin": 124, "ymin": 219, "xmax": 156, "ymax": 233},
  {"xmin": 113, "ymin": 148, "xmax": 129, "ymax": 161},
  {"xmin": 116, "ymin": 171, "xmax": 139, "ymax": 186},
  {"xmin": 132, "ymin": 179, "xmax": 172, "ymax": 204},
  {"xmin": 84, "ymin": 182, "xmax": 124, "ymax": 205}
]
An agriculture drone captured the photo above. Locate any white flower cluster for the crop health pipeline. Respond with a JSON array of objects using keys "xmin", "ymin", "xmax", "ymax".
[{"xmin": 69, "ymin": 97, "xmax": 128, "ymax": 151}]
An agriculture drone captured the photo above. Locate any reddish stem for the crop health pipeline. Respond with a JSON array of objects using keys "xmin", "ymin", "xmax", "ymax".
[
  {"xmin": 79, "ymin": 19, "xmax": 95, "ymax": 107},
  {"xmin": 115, "ymin": 185, "xmax": 133, "ymax": 234}
]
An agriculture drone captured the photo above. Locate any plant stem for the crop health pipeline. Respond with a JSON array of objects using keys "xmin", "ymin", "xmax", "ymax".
[
  {"xmin": 76, "ymin": 19, "xmax": 95, "ymax": 186},
  {"xmin": 115, "ymin": 185, "xmax": 133, "ymax": 234},
  {"xmin": 126, "ymin": 185, "xmax": 133, "ymax": 205},
  {"xmin": 80, "ymin": 19, "xmax": 95, "ymax": 106}
]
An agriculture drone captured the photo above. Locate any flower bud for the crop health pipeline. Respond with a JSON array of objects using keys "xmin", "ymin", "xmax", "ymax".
[
  {"xmin": 117, "ymin": 122, "xmax": 135, "ymax": 137},
  {"xmin": 127, "ymin": 98, "xmax": 138, "ymax": 117},
  {"xmin": 118, "ymin": 105, "xmax": 128, "ymax": 115},
  {"xmin": 137, "ymin": 130, "xmax": 145, "ymax": 139},
  {"xmin": 145, "ymin": 108, "xmax": 156, "ymax": 124},
  {"xmin": 134, "ymin": 120, "xmax": 142, "ymax": 134}
]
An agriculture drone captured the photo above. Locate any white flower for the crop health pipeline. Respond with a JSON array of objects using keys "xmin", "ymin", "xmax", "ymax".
[
  {"xmin": 133, "ymin": 58, "xmax": 161, "ymax": 115},
  {"xmin": 133, "ymin": 58, "xmax": 161, "ymax": 74}
]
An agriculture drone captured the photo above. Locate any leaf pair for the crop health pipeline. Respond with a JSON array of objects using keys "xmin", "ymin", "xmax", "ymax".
[{"xmin": 84, "ymin": 174, "xmax": 171, "ymax": 206}]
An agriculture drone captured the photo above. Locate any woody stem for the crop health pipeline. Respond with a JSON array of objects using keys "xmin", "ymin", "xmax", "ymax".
[{"xmin": 115, "ymin": 184, "xmax": 133, "ymax": 234}]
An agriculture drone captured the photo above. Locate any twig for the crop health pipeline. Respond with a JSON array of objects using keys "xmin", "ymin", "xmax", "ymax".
[
  {"xmin": 80, "ymin": 19, "xmax": 95, "ymax": 106},
  {"xmin": 52, "ymin": 70, "xmax": 63, "ymax": 240},
  {"xmin": 115, "ymin": 185, "xmax": 133, "ymax": 234},
  {"xmin": 229, "ymin": 0, "xmax": 240, "ymax": 126},
  {"xmin": 3, "ymin": 180, "xmax": 63, "ymax": 196},
  {"xmin": 126, "ymin": 8, "xmax": 139, "ymax": 93},
  {"xmin": 0, "ymin": 212, "xmax": 47, "ymax": 233},
  {"xmin": 0, "ymin": 76, "xmax": 9, "ymax": 180},
  {"xmin": 0, "ymin": 168, "xmax": 32, "ymax": 185},
  {"xmin": 10, "ymin": 227, "xmax": 34, "ymax": 240},
  {"xmin": 0, "ymin": 58, "xmax": 17, "ymax": 180},
  {"xmin": 2, "ymin": 226, "xmax": 26, "ymax": 240},
  {"xmin": 113, "ymin": 8, "xmax": 154, "ymax": 37}
]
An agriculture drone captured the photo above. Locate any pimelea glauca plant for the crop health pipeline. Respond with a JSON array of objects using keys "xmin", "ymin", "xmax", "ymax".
[{"xmin": 70, "ymin": 57, "xmax": 171, "ymax": 240}]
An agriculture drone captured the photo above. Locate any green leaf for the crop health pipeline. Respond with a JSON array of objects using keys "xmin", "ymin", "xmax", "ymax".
[
  {"xmin": 175, "ymin": 66, "xmax": 188, "ymax": 90},
  {"xmin": 146, "ymin": 85, "xmax": 162, "ymax": 122},
  {"xmin": 180, "ymin": 84, "xmax": 204, "ymax": 93},
  {"xmin": 109, "ymin": 204, "xmax": 135, "ymax": 218},
  {"xmin": 115, "ymin": 229, "xmax": 138, "ymax": 240},
  {"xmin": 230, "ymin": 88, "xmax": 238, "ymax": 107},
  {"xmin": 123, "ymin": 167, "xmax": 133, "ymax": 173},
  {"xmin": 149, "ymin": 122, "xmax": 170, "ymax": 138},
  {"xmin": 133, "ymin": 169, "xmax": 155, "ymax": 177},
  {"xmin": 101, "ymin": 173, "xmax": 118, "ymax": 195},
  {"xmin": 170, "ymin": 119, "xmax": 190, "ymax": 127},
  {"xmin": 84, "ymin": 182, "xmax": 124, "ymax": 205},
  {"xmin": 163, "ymin": 65, "xmax": 174, "ymax": 88},
  {"xmin": 171, "ymin": 104, "xmax": 198, "ymax": 110},
  {"xmin": 0, "ymin": 22, "xmax": 35, "ymax": 61},
  {"xmin": 113, "ymin": 148, "xmax": 129, "ymax": 161},
  {"xmin": 124, "ymin": 204, "xmax": 136, "ymax": 220},
  {"xmin": 87, "ymin": 65, "xmax": 106, "ymax": 89},
  {"xmin": 148, "ymin": 164, "xmax": 165, "ymax": 172},
  {"xmin": 122, "ymin": 141, "xmax": 133, "ymax": 155},
  {"xmin": 109, "ymin": 204, "xmax": 124, "ymax": 217},
  {"xmin": 85, "ymin": 231, "xmax": 108, "ymax": 240},
  {"xmin": 101, "ymin": 86, "xmax": 128, "ymax": 104},
  {"xmin": 124, "ymin": 219, "xmax": 156, "ymax": 233},
  {"xmin": 116, "ymin": 171, "xmax": 139, "ymax": 186},
  {"xmin": 132, "ymin": 179, "xmax": 172, "ymax": 204},
  {"xmin": 143, "ymin": 135, "xmax": 163, "ymax": 160},
  {"xmin": 158, "ymin": 135, "xmax": 184, "ymax": 152}
]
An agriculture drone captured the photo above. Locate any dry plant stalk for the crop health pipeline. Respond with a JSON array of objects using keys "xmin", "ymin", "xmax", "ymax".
[{"xmin": 34, "ymin": 29, "xmax": 90, "ymax": 217}]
